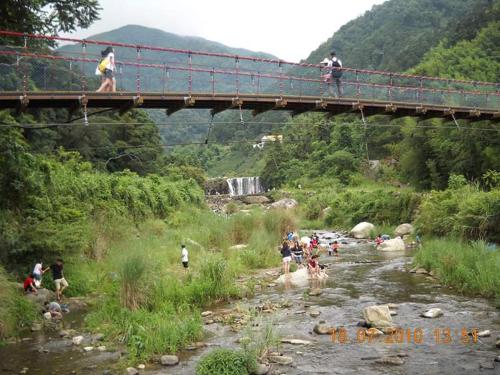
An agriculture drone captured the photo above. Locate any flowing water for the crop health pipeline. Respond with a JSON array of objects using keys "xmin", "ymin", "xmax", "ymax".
[
  {"xmin": 1, "ymin": 231, "xmax": 499, "ymax": 374},
  {"xmin": 227, "ymin": 177, "xmax": 263, "ymax": 196}
]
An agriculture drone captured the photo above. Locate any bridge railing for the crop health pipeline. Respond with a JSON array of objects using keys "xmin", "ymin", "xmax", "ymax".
[{"xmin": 0, "ymin": 30, "xmax": 498, "ymax": 110}]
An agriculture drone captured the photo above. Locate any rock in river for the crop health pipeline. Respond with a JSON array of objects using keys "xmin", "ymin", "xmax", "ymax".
[
  {"xmin": 253, "ymin": 363, "xmax": 270, "ymax": 375},
  {"xmin": 375, "ymin": 356, "xmax": 405, "ymax": 366},
  {"xmin": 268, "ymin": 355, "xmax": 293, "ymax": 365},
  {"xmin": 276, "ymin": 268, "xmax": 309, "ymax": 287},
  {"xmin": 421, "ymin": 308, "xmax": 443, "ymax": 318},
  {"xmin": 308, "ymin": 288, "xmax": 323, "ymax": 296},
  {"xmin": 72, "ymin": 336, "xmax": 84, "ymax": 346},
  {"xmin": 281, "ymin": 338, "xmax": 312, "ymax": 345},
  {"xmin": 378, "ymin": 238, "xmax": 405, "ymax": 252},
  {"xmin": 394, "ymin": 223, "xmax": 414, "ymax": 237},
  {"xmin": 309, "ymin": 309, "xmax": 321, "ymax": 318},
  {"xmin": 350, "ymin": 222, "xmax": 375, "ymax": 239},
  {"xmin": 363, "ymin": 305, "xmax": 394, "ymax": 328},
  {"xmin": 477, "ymin": 330, "xmax": 490, "ymax": 337},
  {"xmin": 160, "ymin": 354, "xmax": 179, "ymax": 366},
  {"xmin": 126, "ymin": 368, "xmax": 139, "ymax": 375},
  {"xmin": 313, "ymin": 324, "xmax": 334, "ymax": 335}
]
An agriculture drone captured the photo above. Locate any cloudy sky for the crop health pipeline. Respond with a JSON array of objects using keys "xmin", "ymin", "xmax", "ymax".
[{"xmin": 66, "ymin": 0, "xmax": 387, "ymax": 61}]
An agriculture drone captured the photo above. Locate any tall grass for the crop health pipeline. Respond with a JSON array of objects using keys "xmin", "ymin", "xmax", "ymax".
[
  {"xmin": 414, "ymin": 239, "xmax": 500, "ymax": 299},
  {"xmin": 120, "ymin": 255, "xmax": 148, "ymax": 310},
  {"xmin": 0, "ymin": 266, "xmax": 37, "ymax": 340},
  {"xmin": 84, "ymin": 207, "xmax": 293, "ymax": 362}
]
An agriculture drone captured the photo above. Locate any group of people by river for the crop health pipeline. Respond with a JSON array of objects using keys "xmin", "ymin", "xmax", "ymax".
[{"xmin": 280, "ymin": 232, "xmax": 339, "ymax": 279}]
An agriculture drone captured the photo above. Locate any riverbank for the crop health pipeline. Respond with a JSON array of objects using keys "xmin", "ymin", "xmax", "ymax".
[
  {"xmin": 2, "ymin": 232, "xmax": 499, "ymax": 374},
  {"xmin": 414, "ymin": 238, "xmax": 500, "ymax": 303}
]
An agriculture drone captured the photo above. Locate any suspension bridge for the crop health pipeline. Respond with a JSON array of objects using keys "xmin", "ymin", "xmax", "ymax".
[{"xmin": 0, "ymin": 30, "xmax": 498, "ymax": 123}]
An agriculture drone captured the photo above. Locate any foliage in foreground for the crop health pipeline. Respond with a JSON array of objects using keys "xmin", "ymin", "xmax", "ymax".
[
  {"xmin": 196, "ymin": 349, "xmax": 257, "ymax": 375},
  {"xmin": 0, "ymin": 266, "xmax": 37, "ymax": 340},
  {"xmin": 414, "ymin": 239, "xmax": 500, "ymax": 299},
  {"xmin": 85, "ymin": 209, "xmax": 294, "ymax": 361}
]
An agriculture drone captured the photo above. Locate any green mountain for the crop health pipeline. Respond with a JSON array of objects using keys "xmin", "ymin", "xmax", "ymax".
[
  {"xmin": 259, "ymin": 0, "xmax": 500, "ymax": 190},
  {"xmin": 58, "ymin": 25, "xmax": 285, "ymax": 149},
  {"xmin": 302, "ymin": 0, "xmax": 491, "ymax": 71}
]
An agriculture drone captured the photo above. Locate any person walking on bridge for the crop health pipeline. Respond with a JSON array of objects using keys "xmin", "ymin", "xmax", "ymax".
[
  {"xmin": 96, "ymin": 47, "xmax": 116, "ymax": 93},
  {"xmin": 329, "ymin": 51, "xmax": 343, "ymax": 98}
]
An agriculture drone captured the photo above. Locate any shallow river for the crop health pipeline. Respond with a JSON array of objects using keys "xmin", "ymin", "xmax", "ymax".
[{"xmin": 1, "ymin": 232, "xmax": 499, "ymax": 374}]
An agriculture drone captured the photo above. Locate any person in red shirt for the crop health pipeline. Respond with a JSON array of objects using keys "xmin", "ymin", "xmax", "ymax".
[
  {"xmin": 375, "ymin": 234, "xmax": 384, "ymax": 249},
  {"xmin": 308, "ymin": 255, "xmax": 320, "ymax": 278},
  {"xmin": 23, "ymin": 274, "xmax": 38, "ymax": 294}
]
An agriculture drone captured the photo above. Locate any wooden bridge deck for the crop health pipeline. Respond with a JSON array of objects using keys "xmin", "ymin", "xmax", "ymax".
[{"xmin": 1, "ymin": 92, "xmax": 498, "ymax": 121}]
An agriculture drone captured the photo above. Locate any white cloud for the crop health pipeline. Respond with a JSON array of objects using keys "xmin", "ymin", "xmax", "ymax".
[{"xmin": 64, "ymin": 0, "xmax": 387, "ymax": 61}]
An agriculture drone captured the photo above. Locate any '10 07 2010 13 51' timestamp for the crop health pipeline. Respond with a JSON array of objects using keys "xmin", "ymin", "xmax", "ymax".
[{"xmin": 330, "ymin": 327, "xmax": 480, "ymax": 345}]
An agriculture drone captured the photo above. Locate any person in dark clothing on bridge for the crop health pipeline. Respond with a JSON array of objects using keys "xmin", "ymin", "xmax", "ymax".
[{"xmin": 329, "ymin": 51, "xmax": 343, "ymax": 98}]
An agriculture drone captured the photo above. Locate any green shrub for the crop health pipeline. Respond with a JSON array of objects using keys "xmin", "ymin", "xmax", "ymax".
[
  {"xmin": 0, "ymin": 266, "xmax": 37, "ymax": 340},
  {"xmin": 415, "ymin": 187, "xmax": 500, "ymax": 241},
  {"xmin": 414, "ymin": 239, "xmax": 500, "ymax": 299},
  {"xmin": 196, "ymin": 349, "xmax": 256, "ymax": 375}
]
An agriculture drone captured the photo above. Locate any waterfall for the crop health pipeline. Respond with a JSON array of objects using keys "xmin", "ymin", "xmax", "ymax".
[{"xmin": 226, "ymin": 177, "xmax": 263, "ymax": 196}]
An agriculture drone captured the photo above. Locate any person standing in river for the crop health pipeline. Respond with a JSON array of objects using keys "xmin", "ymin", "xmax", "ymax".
[
  {"xmin": 49, "ymin": 258, "xmax": 68, "ymax": 301},
  {"xmin": 281, "ymin": 241, "xmax": 292, "ymax": 276}
]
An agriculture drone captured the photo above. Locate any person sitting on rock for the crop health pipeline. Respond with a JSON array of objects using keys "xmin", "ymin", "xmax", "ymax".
[
  {"xmin": 375, "ymin": 234, "xmax": 384, "ymax": 248},
  {"xmin": 23, "ymin": 273, "xmax": 38, "ymax": 294}
]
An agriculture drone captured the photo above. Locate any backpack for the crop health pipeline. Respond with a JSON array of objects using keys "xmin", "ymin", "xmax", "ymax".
[
  {"xmin": 331, "ymin": 59, "xmax": 343, "ymax": 78},
  {"xmin": 98, "ymin": 58, "xmax": 109, "ymax": 73}
]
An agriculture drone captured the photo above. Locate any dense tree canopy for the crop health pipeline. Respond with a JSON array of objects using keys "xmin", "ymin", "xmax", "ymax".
[{"xmin": 0, "ymin": 0, "xmax": 101, "ymax": 35}]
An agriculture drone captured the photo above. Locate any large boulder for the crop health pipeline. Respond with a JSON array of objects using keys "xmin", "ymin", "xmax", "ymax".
[
  {"xmin": 394, "ymin": 223, "xmax": 414, "ymax": 237},
  {"xmin": 350, "ymin": 222, "xmax": 375, "ymax": 239},
  {"xmin": 276, "ymin": 268, "xmax": 309, "ymax": 287},
  {"xmin": 378, "ymin": 238, "xmax": 405, "ymax": 252},
  {"xmin": 242, "ymin": 195, "xmax": 270, "ymax": 204},
  {"xmin": 270, "ymin": 198, "xmax": 298, "ymax": 210},
  {"xmin": 362, "ymin": 305, "xmax": 394, "ymax": 328},
  {"xmin": 25, "ymin": 288, "xmax": 56, "ymax": 306}
]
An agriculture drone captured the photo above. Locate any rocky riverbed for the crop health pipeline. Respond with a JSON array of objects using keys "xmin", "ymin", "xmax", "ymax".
[{"xmin": 1, "ymin": 231, "xmax": 499, "ymax": 374}]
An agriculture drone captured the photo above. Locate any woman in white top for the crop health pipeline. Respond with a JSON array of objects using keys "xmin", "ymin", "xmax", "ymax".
[
  {"xmin": 33, "ymin": 261, "xmax": 49, "ymax": 286},
  {"xmin": 96, "ymin": 47, "xmax": 116, "ymax": 92}
]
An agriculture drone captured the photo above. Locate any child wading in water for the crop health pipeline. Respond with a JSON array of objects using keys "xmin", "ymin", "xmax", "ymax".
[{"xmin": 329, "ymin": 241, "xmax": 340, "ymax": 256}]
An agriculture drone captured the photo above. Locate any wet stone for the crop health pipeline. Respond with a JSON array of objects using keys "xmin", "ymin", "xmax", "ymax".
[
  {"xmin": 308, "ymin": 289, "xmax": 323, "ymax": 296},
  {"xmin": 421, "ymin": 308, "xmax": 443, "ymax": 318},
  {"xmin": 125, "ymin": 368, "xmax": 138, "ymax": 375},
  {"xmin": 309, "ymin": 309, "xmax": 321, "ymax": 318},
  {"xmin": 268, "ymin": 355, "xmax": 293, "ymax": 365},
  {"xmin": 479, "ymin": 362, "xmax": 495, "ymax": 370},
  {"xmin": 477, "ymin": 330, "xmax": 491, "ymax": 337},
  {"xmin": 313, "ymin": 324, "xmax": 334, "ymax": 335},
  {"xmin": 201, "ymin": 311, "xmax": 213, "ymax": 317},
  {"xmin": 160, "ymin": 354, "xmax": 179, "ymax": 366},
  {"xmin": 375, "ymin": 356, "xmax": 405, "ymax": 365},
  {"xmin": 253, "ymin": 363, "xmax": 270, "ymax": 375}
]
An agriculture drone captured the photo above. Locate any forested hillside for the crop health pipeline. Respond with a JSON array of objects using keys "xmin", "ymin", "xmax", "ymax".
[
  {"xmin": 303, "ymin": 0, "xmax": 493, "ymax": 71},
  {"xmin": 259, "ymin": 0, "xmax": 500, "ymax": 191}
]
